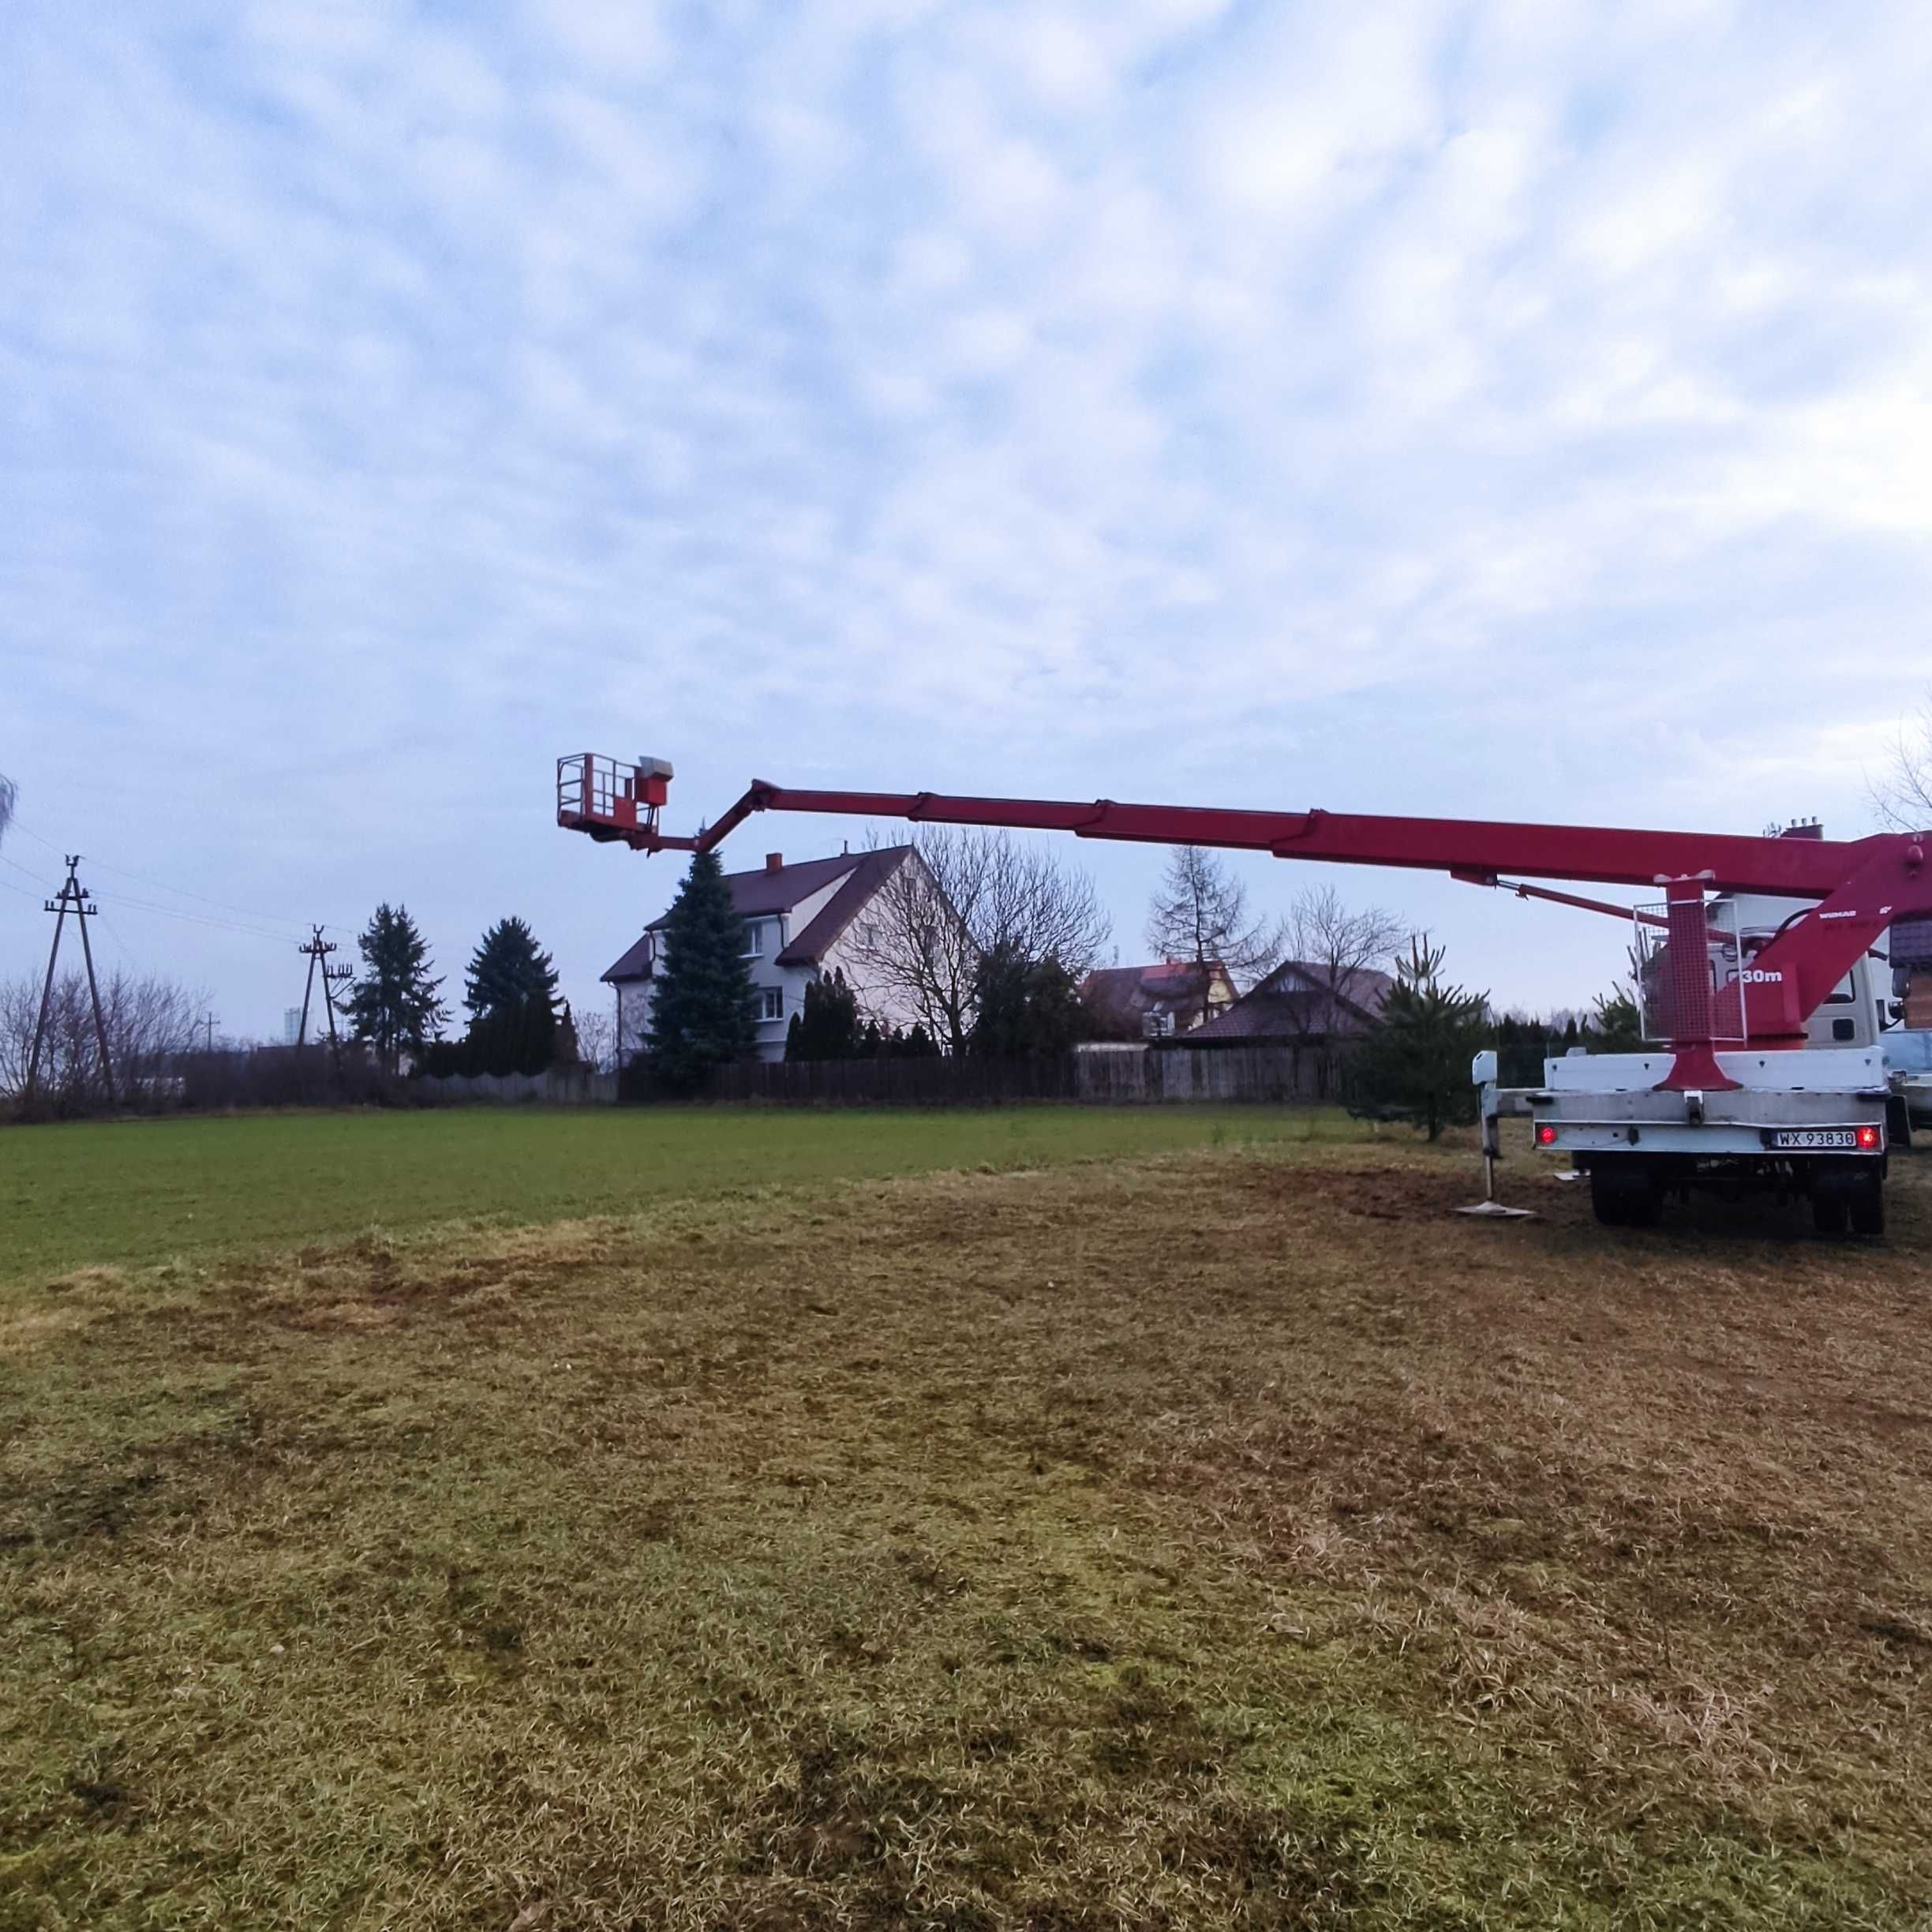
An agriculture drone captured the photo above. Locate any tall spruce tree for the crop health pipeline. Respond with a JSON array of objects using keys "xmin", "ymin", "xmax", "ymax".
[
  {"xmin": 346, "ymin": 904, "xmax": 448, "ymax": 1073},
  {"xmin": 646, "ymin": 848, "xmax": 758, "ymax": 1093},
  {"xmin": 1349, "ymin": 938, "xmax": 1488, "ymax": 1140},
  {"xmin": 464, "ymin": 916, "xmax": 560, "ymax": 1020}
]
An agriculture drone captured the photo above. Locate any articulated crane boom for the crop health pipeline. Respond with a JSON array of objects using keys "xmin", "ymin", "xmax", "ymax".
[{"xmin": 560, "ymin": 753, "xmax": 1926, "ymax": 1233}]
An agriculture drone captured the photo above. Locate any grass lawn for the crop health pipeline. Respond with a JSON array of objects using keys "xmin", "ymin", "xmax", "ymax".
[
  {"xmin": 0, "ymin": 1103, "xmax": 1366, "ymax": 1286},
  {"xmin": 4, "ymin": 1114, "xmax": 1930, "ymax": 1927}
]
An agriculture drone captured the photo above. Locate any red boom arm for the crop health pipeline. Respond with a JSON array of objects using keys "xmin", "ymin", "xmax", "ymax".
[{"xmin": 556, "ymin": 755, "xmax": 1930, "ymax": 1050}]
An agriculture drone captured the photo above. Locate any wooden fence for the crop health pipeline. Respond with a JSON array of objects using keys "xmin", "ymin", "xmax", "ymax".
[
  {"xmin": 415, "ymin": 1067, "xmax": 618, "ymax": 1106},
  {"xmin": 618, "ymin": 1043, "xmax": 1334, "ymax": 1107}
]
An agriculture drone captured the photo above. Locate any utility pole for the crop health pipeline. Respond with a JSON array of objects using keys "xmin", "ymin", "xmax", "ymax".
[
  {"xmin": 201, "ymin": 1012, "xmax": 219, "ymax": 1053},
  {"xmin": 27, "ymin": 856, "xmax": 114, "ymax": 1108},
  {"xmin": 296, "ymin": 927, "xmax": 350, "ymax": 1044},
  {"xmin": 295, "ymin": 929, "xmax": 327, "ymax": 1049},
  {"xmin": 322, "ymin": 952, "xmax": 352, "ymax": 1053},
  {"xmin": 296, "ymin": 927, "xmax": 353, "ymax": 1095}
]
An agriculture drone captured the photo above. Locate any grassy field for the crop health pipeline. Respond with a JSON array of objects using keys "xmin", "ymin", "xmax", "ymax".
[
  {"xmin": 0, "ymin": 1104, "xmax": 1366, "ymax": 1286},
  {"xmin": 5, "ymin": 1109, "xmax": 1931, "ymax": 1928}
]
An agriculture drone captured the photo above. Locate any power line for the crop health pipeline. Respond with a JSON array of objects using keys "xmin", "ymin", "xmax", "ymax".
[
  {"xmin": 82, "ymin": 853, "xmax": 314, "ymax": 937},
  {"xmin": 2, "ymin": 852, "xmax": 58, "ymax": 889},
  {"xmin": 6, "ymin": 818, "xmax": 63, "ymax": 855},
  {"xmin": 9, "ymin": 844, "xmax": 335, "ymax": 949},
  {"xmin": 104, "ymin": 893, "xmax": 304, "ymax": 945},
  {"xmin": 9, "ymin": 814, "xmax": 353, "ymax": 938},
  {"xmin": 95, "ymin": 912, "xmax": 140, "ymax": 972}
]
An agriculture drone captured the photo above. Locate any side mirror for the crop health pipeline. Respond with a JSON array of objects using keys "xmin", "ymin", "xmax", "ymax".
[{"xmin": 1470, "ymin": 1049, "xmax": 1498, "ymax": 1086}]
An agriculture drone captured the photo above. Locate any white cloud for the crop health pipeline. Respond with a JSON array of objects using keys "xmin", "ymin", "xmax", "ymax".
[
  {"xmin": 5, "ymin": 0, "xmax": 1932, "ymax": 1033},
  {"xmin": 519, "ymin": 0, "xmax": 668, "ymax": 82}
]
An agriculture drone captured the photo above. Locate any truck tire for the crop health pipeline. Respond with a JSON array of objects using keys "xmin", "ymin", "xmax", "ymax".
[
  {"xmin": 1623, "ymin": 1169, "xmax": 1662, "ymax": 1228},
  {"xmin": 1589, "ymin": 1165, "xmax": 1627, "ymax": 1226},
  {"xmin": 1591, "ymin": 1163, "xmax": 1659, "ymax": 1228},
  {"xmin": 1811, "ymin": 1186, "xmax": 1848, "ymax": 1237},
  {"xmin": 1850, "ymin": 1171, "xmax": 1885, "ymax": 1238},
  {"xmin": 1887, "ymin": 1095, "xmax": 1913, "ymax": 1153}
]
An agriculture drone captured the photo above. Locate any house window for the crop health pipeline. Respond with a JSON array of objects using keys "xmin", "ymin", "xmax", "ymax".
[
  {"xmin": 760, "ymin": 987, "xmax": 784, "ymax": 1023},
  {"xmin": 744, "ymin": 919, "xmax": 765, "ymax": 957}
]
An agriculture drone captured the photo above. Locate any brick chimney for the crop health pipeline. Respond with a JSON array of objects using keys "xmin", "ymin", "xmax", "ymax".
[{"xmin": 765, "ymin": 852, "xmax": 784, "ymax": 873}]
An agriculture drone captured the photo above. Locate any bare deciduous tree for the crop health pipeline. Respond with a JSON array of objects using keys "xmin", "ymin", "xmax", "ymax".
[
  {"xmin": 840, "ymin": 829, "xmax": 1112, "ymax": 1054},
  {"xmin": 1874, "ymin": 696, "xmax": 1932, "ymax": 831},
  {"xmin": 0, "ymin": 773, "xmax": 15, "ymax": 848},
  {"xmin": 1144, "ymin": 845, "xmax": 1282, "ymax": 1022},
  {"xmin": 1276, "ymin": 884, "xmax": 1406, "ymax": 1091},
  {"xmin": 574, "ymin": 1005, "xmax": 616, "ymax": 1073},
  {"xmin": 1281, "ymin": 885, "xmax": 1405, "ymax": 1000},
  {"xmin": 974, "ymin": 831, "xmax": 1112, "ymax": 978},
  {"xmin": 0, "ymin": 968, "xmax": 204, "ymax": 1114}
]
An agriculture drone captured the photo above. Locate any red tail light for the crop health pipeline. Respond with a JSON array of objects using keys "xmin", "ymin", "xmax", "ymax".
[
  {"xmin": 1857, "ymin": 1124, "xmax": 1881, "ymax": 1151},
  {"xmin": 1536, "ymin": 1124, "xmax": 1558, "ymax": 1146}
]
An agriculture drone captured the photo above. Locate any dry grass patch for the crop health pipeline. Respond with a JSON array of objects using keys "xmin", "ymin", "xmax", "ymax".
[{"xmin": 2, "ymin": 1140, "xmax": 1928, "ymax": 1928}]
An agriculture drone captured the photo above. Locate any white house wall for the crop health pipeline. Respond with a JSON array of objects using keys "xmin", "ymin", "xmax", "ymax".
[
  {"xmin": 820, "ymin": 929, "xmax": 933, "ymax": 1038},
  {"xmin": 821, "ymin": 848, "xmax": 972, "ymax": 1042}
]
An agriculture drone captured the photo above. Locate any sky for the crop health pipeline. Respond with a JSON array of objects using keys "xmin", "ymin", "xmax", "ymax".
[{"xmin": 5, "ymin": 0, "xmax": 1931, "ymax": 1042}]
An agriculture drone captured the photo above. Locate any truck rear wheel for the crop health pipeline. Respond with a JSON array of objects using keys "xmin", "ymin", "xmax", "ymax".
[
  {"xmin": 1589, "ymin": 1166, "xmax": 1624, "ymax": 1226},
  {"xmin": 1811, "ymin": 1185, "xmax": 1848, "ymax": 1236},
  {"xmin": 1849, "ymin": 1170, "xmax": 1885, "ymax": 1238},
  {"xmin": 1591, "ymin": 1163, "xmax": 1659, "ymax": 1228}
]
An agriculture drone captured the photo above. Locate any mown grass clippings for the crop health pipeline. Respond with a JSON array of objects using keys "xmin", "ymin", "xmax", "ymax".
[{"xmin": 2, "ymin": 1133, "xmax": 1927, "ymax": 1926}]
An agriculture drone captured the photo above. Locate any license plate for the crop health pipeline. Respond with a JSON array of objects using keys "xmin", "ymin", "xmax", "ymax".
[{"xmin": 1769, "ymin": 1129, "xmax": 1859, "ymax": 1150}]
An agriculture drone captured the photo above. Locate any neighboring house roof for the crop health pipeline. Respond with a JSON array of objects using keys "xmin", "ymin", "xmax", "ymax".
[
  {"xmin": 1080, "ymin": 961, "xmax": 1235, "ymax": 1035},
  {"xmin": 601, "ymin": 931, "xmax": 658, "ymax": 983},
  {"xmin": 775, "ymin": 846, "xmax": 912, "ymax": 965},
  {"xmin": 601, "ymin": 847, "xmax": 915, "ymax": 983},
  {"xmin": 1188, "ymin": 960, "xmax": 1394, "ymax": 1044}
]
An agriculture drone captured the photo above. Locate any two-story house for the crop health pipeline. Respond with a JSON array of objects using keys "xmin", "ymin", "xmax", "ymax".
[{"xmin": 602, "ymin": 846, "xmax": 946, "ymax": 1064}]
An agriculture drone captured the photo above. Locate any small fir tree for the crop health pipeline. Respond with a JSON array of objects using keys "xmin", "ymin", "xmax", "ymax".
[
  {"xmin": 554, "ymin": 1000, "xmax": 582, "ymax": 1068},
  {"xmin": 968, "ymin": 943, "xmax": 1033, "ymax": 1056},
  {"xmin": 968, "ymin": 945, "xmax": 1090, "ymax": 1058},
  {"xmin": 1590, "ymin": 987, "xmax": 1645, "ymax": 1051},
  {"xmin": 787, "ymin": 971, "xmax": 863, "ymax": 1060},
  {"xmin": 465, "ymin": 916, "xmax": 560, "ymax": 1020},
  {"xmin": 346, "ymin": 904, "xmax": 448, "ymax": 1074},
  {"xmin": 1350, "ymin": 938, "xmax": 1489, "ymax": 1140},
  {"xmin": 646, "ymin": 848, "xmax": 758, "ymax": 1094},
  {"xmin": 462, "ymin": 995, "xmax": 557, "ymax": 1076}
]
